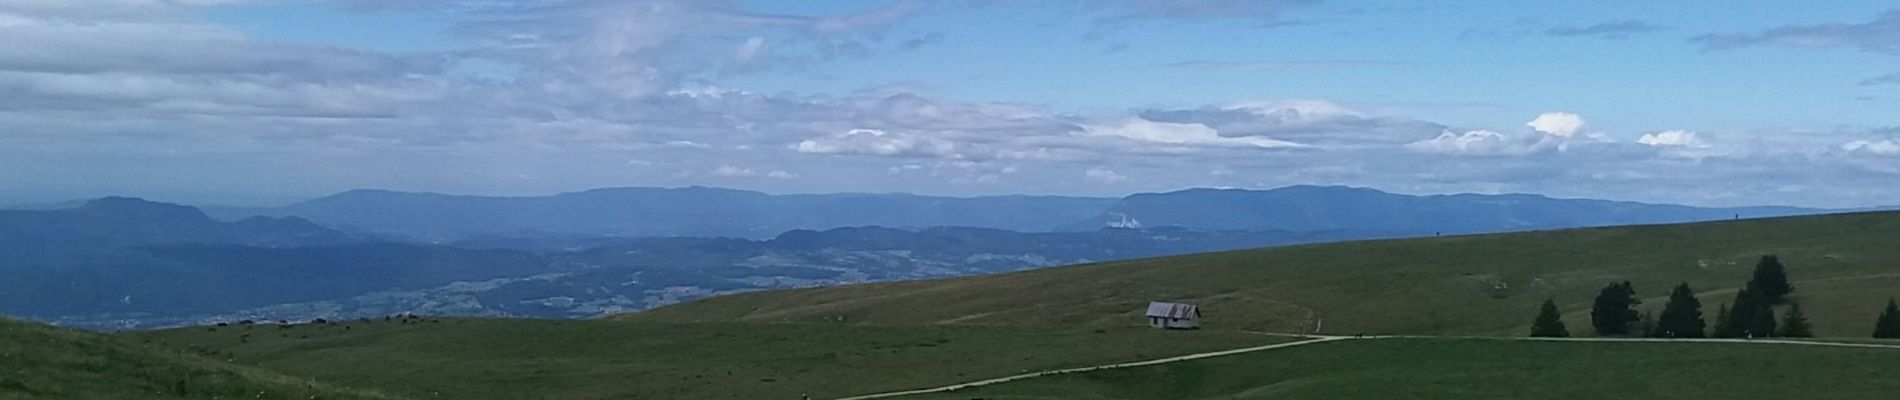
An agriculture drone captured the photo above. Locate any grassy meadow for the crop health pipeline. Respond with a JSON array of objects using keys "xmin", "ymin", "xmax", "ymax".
[
  {"xmin": 0, "ymin": 318, "xmax": 402, "ymax": 400},
  {"xmin": 908, "ymin": 338, "xmax": 1900, "ymax": 400},
  {"xmin": 626, "ymin": 212, "xmax": 1900, "ymax": 337},
  {"xmin": 134, "ymin": 318, "xmax": 1292, "ymax": 400},
  {"xmin": 39, "ymin": 211, "xmax": 1900, "ymax": 399}
]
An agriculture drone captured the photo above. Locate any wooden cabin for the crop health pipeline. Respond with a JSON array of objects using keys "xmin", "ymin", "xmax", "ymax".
[{"xmin": 1145, "ymin": 302, "xmax": 1201, "ymax": 329}]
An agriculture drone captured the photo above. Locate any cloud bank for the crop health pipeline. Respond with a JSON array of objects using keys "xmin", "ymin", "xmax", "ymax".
[{"xmin": 1, "ymin": 1, "xmax": 1898, "ymax": 209}]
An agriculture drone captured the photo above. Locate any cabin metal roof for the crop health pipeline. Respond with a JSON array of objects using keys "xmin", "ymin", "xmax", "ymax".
[{"xmin": 1145, "ymin": 302, "xmax": 1199, "ymax": 319}]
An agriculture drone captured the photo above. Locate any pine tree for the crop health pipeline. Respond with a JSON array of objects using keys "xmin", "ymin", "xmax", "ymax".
[
  {"xmin": 1748, "ymin": 255, "xmax": 1794, "ymax": 304},
  {"xmin": 1712, "ymin": 303, "xmax": 1733, "ymax": 338},
  {"xmin": 1729, "ymin": 288, "xmax": 1777, "ymax": 338},
  {"xmin": 1591, "ymin": 281, "xmax": 1640, "ymax": 336},
  {"xmin": 1721, "ymin": 288, "xmax": 1777, "ymax": 338},
  {"xmin": 1748, "ymin": 305, "xmax": 1778, "ymax": 338},
  {"xmin": 1720, "ymin": 291, "xmax": 1746, "ymax": 338},
  {"xmin": 1531, "ymin": 298, "xmax": 1570, "ymax": 337},
  {"xmin": 1653, "ymin": 282, "xmax": 1706, "ymax": 338},
  {"xmin": 1778, "ymin": 302, "xmax": 1813, "ymax": 338},
  {"xmin": 1876, "ymin": 299, "xmax": 1900, "ymax": 339}
]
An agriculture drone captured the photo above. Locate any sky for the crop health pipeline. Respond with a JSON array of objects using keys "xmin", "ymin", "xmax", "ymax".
[{"xmin": 1, "ymin": 0, "xmax": 1898, "ymax": 208}]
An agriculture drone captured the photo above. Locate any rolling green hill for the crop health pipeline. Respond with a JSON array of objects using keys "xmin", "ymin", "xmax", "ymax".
[
  {"xmin": 625, "ymin": 211, "xmax": 1900, "ymax": 337},
  {"xmin": 119, "ymin": 212, "xmax": 1900, "ymax": 400},
  {"xmin": 0, "ymin": 318, "xmax": 401, "ymax": 400},
  {"xmin": 133, "ymin": 319, "xmax": 1288, "ymax": 400},
  {"xmin": 908, "ymin": 339, "xmax": 1900, "ymax": 400}
]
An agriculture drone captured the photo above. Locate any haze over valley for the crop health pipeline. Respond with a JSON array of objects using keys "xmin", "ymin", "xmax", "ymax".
[{"xmin": 9, "ymin": 184, "xmax": 1854, "ymax": 329}]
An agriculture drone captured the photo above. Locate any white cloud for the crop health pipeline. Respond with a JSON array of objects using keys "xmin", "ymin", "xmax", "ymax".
[
  {"xmin": 1082, "ymin": 118, "xmax": 1303, "ymax": 149},
  {"xmin": 1407, "ymin": 130, "xmax": 1530, "ymax": 156},
  {"xmin": 665, "ymin": 140, "xmax": 712, "ymax": 149},
  {"xmin": 7, "ymin": 0, "xmax": 1900, "ymax": 209},
  {"xmin": 711, "ymin": 165, "xmax": 796, "ymax": 179},
  {"xmin": 1843, "ymin": 139, "xmax": 1900, "ymax": 157},
  {"xmin": 1225, "ymin": 100, "xmax": 1369, "ymax": 119},
  {"xmin": 1170, "ymin": 60, "xmax": 1405, "ymax": 70},
  {"xmin": 441, "ymin": 0, "xmax": 933, "ymax": 103},
  {"xmin": 1085, "ymin": 167, "xmax": 1128, "ymax": 183},
  {"xmin": 1637, "ymin": 130, "xmax": 1707, "ymax": 148},
  {"xmin": 734, "ymin": 37, "xmax": 769, "ymax": 61},
  {"xmin": 1411, "ymin": 113, "xmax": 1621, "ymax": 156},
  {"xmin": 1527, "ymin": 112, "xmax": 1586, "ymax": 137},
  {"xmin": 0, "ymin": 1, "xmax": 431, "ymax": 123},
  {"xmin": 1136, "ymin": 101, "xmax": 1443, "ymax": 148},
  {"xmin": 710, "ymin": 165, "xmax": 754, "ymax": 177},
  {"xmin": 885, "ymin": 164, "xmax": 924, "ymax": 174},
  {"xmin": 794, "ymin": 128, "xmax": 959, "ymax": 158}
]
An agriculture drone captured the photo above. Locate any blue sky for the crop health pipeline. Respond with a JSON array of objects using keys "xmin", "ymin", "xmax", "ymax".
[
  {"xmin": 1, "ymin": 0, "xmax": 1897, "ymax": 207},
  {"xmin": 197, "ymin": 0, "xmax": 1900, "ymax": 129}
]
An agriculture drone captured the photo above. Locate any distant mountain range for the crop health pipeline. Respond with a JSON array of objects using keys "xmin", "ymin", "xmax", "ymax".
[
  {"xmin": 0, "ymin": 197, "xmax": 1373, "ymax": 329},
  {"xmin": 190, "ymin": 185, "xmax": 1851, "ymax": 241},
  {"xmin": 1067, "ymin": 186, "xmax": 1835, "ymax": 234},
  {"xmin": 0, "ymin": 197, "xmax": 362, "ymax": 252},
  {"xmin": 0, "ymin": 198, "xmax": 547, "ymax": 324},
  {"xmin": 209, "ymin": 187, "xmax": 1119, "ymax": 241},
  {"xmin": 0, "ymin": 186, "xmax": 1877, "ymax": 329},
  {"xmin": 207, "ymin": 226, "xmax": 1383, "ymax": 327}
]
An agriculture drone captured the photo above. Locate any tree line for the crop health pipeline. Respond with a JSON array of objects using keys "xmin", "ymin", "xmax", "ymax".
[{"xmin": 1530, "ymin": 255, "xmax": 1900, "ymax": 339}]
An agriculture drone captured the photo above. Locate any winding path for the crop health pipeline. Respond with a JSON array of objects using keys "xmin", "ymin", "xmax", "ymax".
[{"xmin": 831, "ymin": 334, "xmax": 1900, "ymax": 400}]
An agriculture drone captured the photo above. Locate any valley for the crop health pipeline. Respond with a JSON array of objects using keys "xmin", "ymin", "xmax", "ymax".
[
  {"xmin": 8, "ymin": 199, "xmax": 1373, "ymax": 329},
  {"xmin": 6, "ymin": 188, "xmax": 1900, "ymax": 399},
  {"xmin": 101, "ymin": 210, "xmax": 1900, "ymax": 400},
  {"xmin": 14, "ymin": 185, "xmax": 1826, "ymax": 329}
]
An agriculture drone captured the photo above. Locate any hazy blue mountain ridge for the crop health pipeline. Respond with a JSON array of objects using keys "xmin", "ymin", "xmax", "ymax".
[
  {"xmin": 214, "ymin": 187, "xmax": 1120, "ymax": 240},
  {"xmin": 2, "ymin": 186, "xmax": 1870, "ymax": 329},
  {"xmin": 1067, "ymin": 185, "xmax": 1828, "ymax": 233},
  {"xmin": 207, "ymin": 185, "xmax": 1845, "ymax": 241}
]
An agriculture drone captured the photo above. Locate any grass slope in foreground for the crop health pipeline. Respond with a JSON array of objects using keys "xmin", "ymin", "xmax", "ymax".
[
  {"xmin": 628, "ymin": 211, "xmax": 1900, "ymax": 337},
  {"xmin": 912, "ymin": 338, "xmax": 1900, "ymax": 400},
  {"xmin": 0, "ymin": 318, "xmax": 401, "ymax": 400},
  {"xmin": 134, "ymin": 319, "xmax": 1291, "ymax": 400}
]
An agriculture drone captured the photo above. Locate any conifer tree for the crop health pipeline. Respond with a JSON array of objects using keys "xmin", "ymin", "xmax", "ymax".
[
  {"xmin": 1653, "ymin": 282, "xmax": 1706, "ymax": 338},
  {"xmin": 1876, "ymin": 299, "xmax": 1900, "ymax": 339},
  {"xmin": 1747, "ymin": 306, "xmax": 1778, "ymax": 338},
  {"xmin": 1778, "ymin": 302, "xmax": 1813, "ymax": 338},
  {"xmin": 1729, "ymin": 288, "xmax": 1777, "ymax": 338},
  {"xmin": 1591, "ymin": 281, "xmax": 1640, "ymax": 336},
  {"xmin": 1531, "ymin": 298, "xmax": 1570, "ymax": 338},
  {"xmin": 1748, "ymin": 255, "xmax": 1794, "ymax": 304},
  {"xmin": 1720, "ymin": 291, "xmax": 1747, "ymax": 338},
  {"xmin": 1721, "ymin": 288, "xmax": 1777, "ymax": 338}
]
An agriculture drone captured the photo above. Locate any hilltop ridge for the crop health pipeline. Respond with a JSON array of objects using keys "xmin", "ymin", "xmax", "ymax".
[{"xmin": 627, "ymin": 211, "xmax": 1900, "ymax": 337}]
